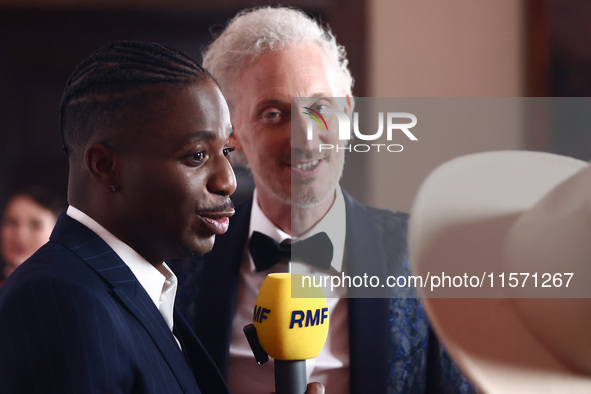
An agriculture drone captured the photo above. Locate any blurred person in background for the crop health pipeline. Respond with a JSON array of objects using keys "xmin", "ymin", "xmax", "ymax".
[{"xmin": 0, "ymin": 186, "xmax": 66, "ymax": 284}]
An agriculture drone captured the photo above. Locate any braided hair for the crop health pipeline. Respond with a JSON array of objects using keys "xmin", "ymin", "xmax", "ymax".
[{"xmin": 59, "ymin": 40, "xmax": 214, "ymax": 156}]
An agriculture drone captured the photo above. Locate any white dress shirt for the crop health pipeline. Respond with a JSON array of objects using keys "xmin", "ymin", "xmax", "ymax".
[
  {"xmin": 66, "ymin": 206, "xmax": 179, "ymax": 342},
  {"xmin": 227, "ymin": 189, "xmax": 350, "ymax": 394}
]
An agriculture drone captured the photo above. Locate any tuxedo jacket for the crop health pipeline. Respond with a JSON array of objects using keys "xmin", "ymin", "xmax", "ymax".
[
  {"xmin": 0, "ymin": 214, "xmax": 228, "ymax": 394},
  {"xmin": 172, "ymin": 190, "xmax": 473, "ymax": 393}
]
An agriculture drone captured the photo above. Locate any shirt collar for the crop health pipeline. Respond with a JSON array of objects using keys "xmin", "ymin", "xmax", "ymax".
[{"xmin": 66, "ymin": 205, "xmax": 177, "ymax": 329}]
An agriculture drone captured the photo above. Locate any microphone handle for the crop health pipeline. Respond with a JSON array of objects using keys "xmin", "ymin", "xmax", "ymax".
[{"xmin": 274, "ymin": 359, "xmax": 307, "ymax": 394}]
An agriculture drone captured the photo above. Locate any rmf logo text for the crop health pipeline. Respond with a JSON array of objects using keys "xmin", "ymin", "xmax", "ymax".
[{"xmin": 253, "ymin": 305, "xmax": 329, "ymax": 329}]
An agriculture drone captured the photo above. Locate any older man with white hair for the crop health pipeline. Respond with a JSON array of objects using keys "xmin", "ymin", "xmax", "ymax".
[{"xmin": 172, "ymin": 6, "xmax": 472, "ymax": 393}]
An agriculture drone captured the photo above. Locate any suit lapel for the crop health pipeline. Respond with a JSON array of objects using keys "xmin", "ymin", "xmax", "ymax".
[
  {"xmin": 50, "ymin": 214, "xmax": 200, "ymax": 393},
  {"xmin": 174, "ymin": 310, "xmax": 229, "ymax": 393},
  {"xmin": 342, "ymin": 193, "xmax": 390, "ymax": 393}
]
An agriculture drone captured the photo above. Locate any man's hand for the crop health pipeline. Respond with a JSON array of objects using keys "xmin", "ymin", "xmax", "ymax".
[
  {"xmin": 306, "ymin": 382, "xmax": 325, "ymax": 394},
  {"xmin": 270, "ymin": 382, "xmax": 324, "ymax": 394}
]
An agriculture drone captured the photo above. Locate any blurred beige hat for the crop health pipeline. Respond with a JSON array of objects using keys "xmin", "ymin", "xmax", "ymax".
[{"xmin": 409, "ymin": 151, "xmax": 591, "ymax": 393}]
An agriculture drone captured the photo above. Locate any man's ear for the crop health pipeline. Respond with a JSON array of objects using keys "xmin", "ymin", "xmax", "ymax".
[
  {"xmin": 84, "ymin": 143, "xmax": 119, "ymax": 189},
  {"xmin": 343, "ymin": 94, "xmax": 355, "ymax": 117}
]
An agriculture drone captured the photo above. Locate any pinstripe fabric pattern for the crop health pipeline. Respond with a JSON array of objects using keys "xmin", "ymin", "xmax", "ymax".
[{"xmin": 0, "ymin": 214, "xmax": 228, "ymax": 394}]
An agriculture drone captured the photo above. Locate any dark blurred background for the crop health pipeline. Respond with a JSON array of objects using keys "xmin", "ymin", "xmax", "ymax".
[
  {"xmin": 0, "ymin": 0, "xmax": 370, "ymax": 208},
  {"xmin": 1, "ymin": 0, "xmax": 591, "ymax": 211}
]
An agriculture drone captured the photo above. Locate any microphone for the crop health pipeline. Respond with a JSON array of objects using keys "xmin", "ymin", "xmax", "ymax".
[{"xmin": 244, "ymin": 273, "xmax": 329, "ymax": 394}]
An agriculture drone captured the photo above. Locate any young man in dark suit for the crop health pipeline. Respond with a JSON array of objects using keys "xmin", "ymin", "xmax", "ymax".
[
  {"xmin": 0, "ymin": 41, "xmax": 237, "ymax": 393},
  {"xmin": 171, "ymin": 7, "xmax": 473, "ymax": 394}
]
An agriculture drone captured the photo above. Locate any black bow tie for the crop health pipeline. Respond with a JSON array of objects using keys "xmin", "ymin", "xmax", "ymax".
[{"xmin": 248, "ymin": 231, "xmax": 334, "ymax": 272}]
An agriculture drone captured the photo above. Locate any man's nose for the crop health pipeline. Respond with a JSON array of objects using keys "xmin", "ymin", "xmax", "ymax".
[
  {"xmin": 291, "ymin": 112, "xmax": 319, "ymax": 151},
  {"xmin": 208, "ymin": 154, "xmax": 237, "ymax": 196}
]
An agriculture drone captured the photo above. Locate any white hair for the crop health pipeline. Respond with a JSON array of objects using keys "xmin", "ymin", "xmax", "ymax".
[{"xmin": 202, "ymin": 6, "xmax": 354, "ymax": 105}]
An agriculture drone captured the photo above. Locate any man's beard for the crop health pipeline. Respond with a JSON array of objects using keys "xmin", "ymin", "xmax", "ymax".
[{"xmin": 264, "ymin": 153, "xmax": 345, "ymax": 208}]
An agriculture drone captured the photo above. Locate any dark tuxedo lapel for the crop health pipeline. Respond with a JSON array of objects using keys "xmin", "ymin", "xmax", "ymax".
[
  {"xmin": 191, "ymin": 198, "xmax": 252, "ymax": 376},
  {"xmin": 50, "ymin": 214, "xmax": 199, "ymax": 393},
  {"xmin": 343, "ymin": 192, "xmax": 390, "ymax": 393},
  {"xmin": 174, "ymin": 310, "xmax": 229, "ymax": 393}
]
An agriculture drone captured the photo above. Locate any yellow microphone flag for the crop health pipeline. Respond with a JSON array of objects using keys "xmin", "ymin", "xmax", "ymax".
[{"xmin": 253, "ymin": 273, "xmax": 329, "ymax": 360}]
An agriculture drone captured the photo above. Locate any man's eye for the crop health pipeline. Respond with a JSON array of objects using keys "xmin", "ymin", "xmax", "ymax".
[
  {"xmin": 315, "ymin": 104, "xmax": 328, "ymax": 112},
  {"xmin": 223, "ymin": 147, "xmax": 236, "ymax": 157},
  {"xmin": 265, "ymin": 112, "xmax": 280, "ymax": 119},
  {"xmin": 191, "ymin": 151, "xmax": 206, "ymax": 162},
  {"xmin": 262, "ymin": 107, "xmax": 283, "ymax": 121}
]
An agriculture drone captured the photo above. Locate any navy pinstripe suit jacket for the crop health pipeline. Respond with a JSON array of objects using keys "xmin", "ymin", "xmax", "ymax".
[{"xmin": 0, "ymin": 214, "xmax": 228, "ymax": 394}]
